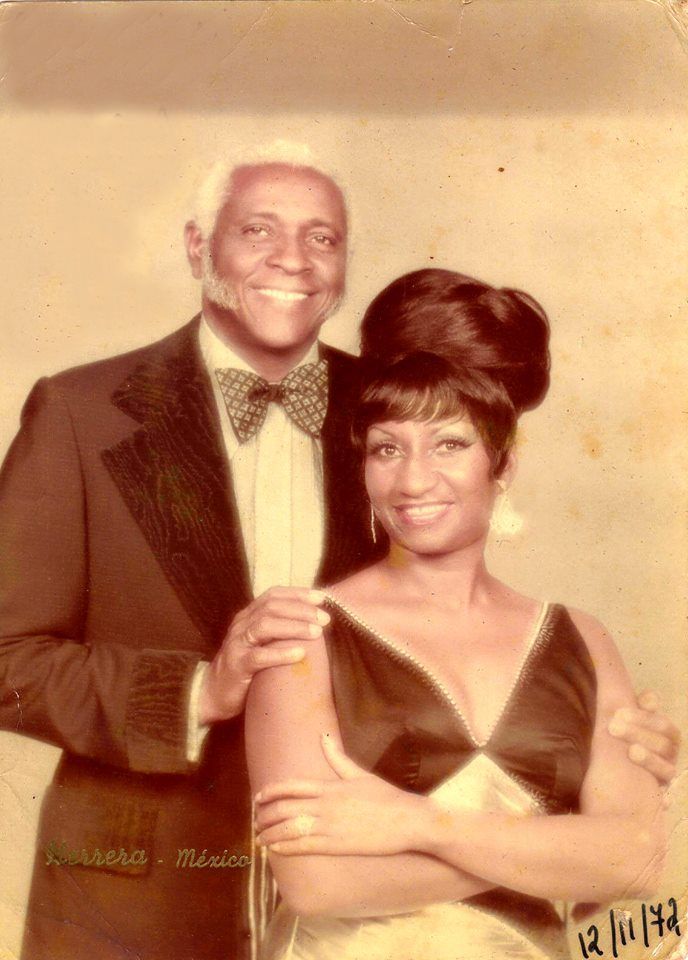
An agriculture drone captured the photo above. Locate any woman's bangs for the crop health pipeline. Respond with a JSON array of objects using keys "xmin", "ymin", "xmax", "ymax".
[{"xmin": 367, "ymin": 378, "xmax": 467, "ymax": 426}]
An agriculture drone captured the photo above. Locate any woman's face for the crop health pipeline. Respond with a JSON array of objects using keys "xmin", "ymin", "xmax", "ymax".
[{"xmin": 365, "ymin": 416, "xmax": 500, "ymax": 557}]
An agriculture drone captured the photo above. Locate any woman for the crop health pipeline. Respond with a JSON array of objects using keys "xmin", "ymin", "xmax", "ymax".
[{"xmin": 245, "ymin": 270, "xmax": 665, "ymax": 959}]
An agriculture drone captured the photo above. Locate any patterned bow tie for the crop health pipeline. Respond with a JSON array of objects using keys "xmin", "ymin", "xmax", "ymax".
[{"xmin": 215, "ymin": 361, "xmax": 328, "ymax": 443}]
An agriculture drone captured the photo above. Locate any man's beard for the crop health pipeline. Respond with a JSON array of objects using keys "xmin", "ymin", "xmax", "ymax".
[{"xmin": 201, "ymin": 249, "xmax": 240, "ymax": 312}]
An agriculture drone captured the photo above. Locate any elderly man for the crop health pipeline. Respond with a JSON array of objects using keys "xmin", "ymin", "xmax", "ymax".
[{"xmin": 0, "ymin": 144, "xmax": 678, "ymax": 960}]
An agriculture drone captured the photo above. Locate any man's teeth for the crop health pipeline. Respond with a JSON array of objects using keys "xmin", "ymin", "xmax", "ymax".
[{"xmin": 258, "ymin": 289, "xmax": 309, "ymax": 302}]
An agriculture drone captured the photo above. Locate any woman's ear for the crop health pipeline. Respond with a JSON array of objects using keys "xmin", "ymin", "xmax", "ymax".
[
  {"xmin": 497, "ymin": 448, "xmax": 518, "ymax": 490},
  {"xmin": 491, "ymin": 449, "xmax": 523, "ymax": 538}
]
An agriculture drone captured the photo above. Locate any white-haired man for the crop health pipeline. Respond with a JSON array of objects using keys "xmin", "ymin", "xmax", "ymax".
[{"xmin": 0, "ymin": 145, "xmax": 678, "ymax": 960}]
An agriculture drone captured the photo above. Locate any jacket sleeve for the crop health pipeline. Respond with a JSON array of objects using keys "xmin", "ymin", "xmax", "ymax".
[{"xmin": 0, "ymin": 378, "xmax": 202, "ymax": 775}]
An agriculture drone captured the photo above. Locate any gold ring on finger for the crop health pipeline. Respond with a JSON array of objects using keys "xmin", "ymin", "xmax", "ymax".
[{"xmin": 293, "ymin": 814, "xmax": 316, "ymax": 838}]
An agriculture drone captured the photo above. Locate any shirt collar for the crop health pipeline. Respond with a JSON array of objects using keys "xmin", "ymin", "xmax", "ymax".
[{"xmin": 198, "ymin": 315, "xmax": 320, "ymax": 379}]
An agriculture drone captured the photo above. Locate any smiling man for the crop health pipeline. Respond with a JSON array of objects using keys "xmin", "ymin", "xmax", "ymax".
[
  {"xmin": 0, "ymin": 143, "xmax": 679, "ymax": 960},
  {"xmin": 0, "ymin": 143, "xmax": 382, "ymax": 960},
  {"xmin": 190, "ymin": 162, "xmax": 347, "ymax": 378}
]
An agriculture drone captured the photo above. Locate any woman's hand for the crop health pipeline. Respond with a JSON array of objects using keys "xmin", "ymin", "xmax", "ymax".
[{"xmin": 254, "ymin": 735, "xmax": 426, "ymax": 856}]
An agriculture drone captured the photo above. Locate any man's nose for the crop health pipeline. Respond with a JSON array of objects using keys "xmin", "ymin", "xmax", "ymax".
[
  {"xmin": 266, "ymin": 234, "xmax": 311, "ymax": 274},
  {"xmin": 396, "ymin": 454, "xmax": 437, "ymax": 496}
]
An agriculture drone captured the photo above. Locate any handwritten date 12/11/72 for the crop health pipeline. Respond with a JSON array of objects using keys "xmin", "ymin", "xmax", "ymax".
[{"xmin": 578, "ymin": 898, "xmax": 683, "ymax": 958}]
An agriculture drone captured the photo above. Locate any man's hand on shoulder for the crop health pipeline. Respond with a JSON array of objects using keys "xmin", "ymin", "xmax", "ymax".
[
  {"xmin": 608, "ymin": 689, "xmax": 680, "ymax": 787},
  {"xmin": 198, "ymin": 587, "xmax": 330, "ymax": 725}
]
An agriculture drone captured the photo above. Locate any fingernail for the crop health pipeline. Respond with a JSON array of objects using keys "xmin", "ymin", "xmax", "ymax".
[
  {"xmin": 308, "ymin": 590, "xmax": 326, "ymax": 604},
  {"xmin": 608, "ymin": 719, "xmax": 626, "ymax": 737},
  {"xmin": 255, "ymin": 791, "xmax": 263, "ymax": 803},
  {"xmin": 629, "ymin": 744, "xmax": 647, "ymax": 762},
  {"xmin": 618, "ymin": 708, "xmax": 634, "ymax": 723},
  {"xmin": 315, "ymin": 610, "xmax": 330, "ymax": 626},
  {"xmin": 270, "ymin": 842, "xmax": 283, "ymax": 853},
  {"xmin": 308, "ymin": 624, "xmax": 323, "ymax": 638},
  {"xmin": 639, "ymin": 690, "xmax": 659, "ymax": 710},
  {"xmin": 287, "ymin": 646, "xmax": 305, "ymax": 660}
]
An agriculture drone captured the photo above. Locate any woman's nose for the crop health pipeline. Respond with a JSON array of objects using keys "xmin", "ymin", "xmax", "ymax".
[{"xmin": 396, "ymin": 454, "xmax": 437, "ymax": 496}]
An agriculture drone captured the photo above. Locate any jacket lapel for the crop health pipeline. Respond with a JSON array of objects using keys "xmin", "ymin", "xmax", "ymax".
[
  {"xmin": 102, "ymin": 320, "xmax": 251, "ymax": 641},
  {"xmin": 317, "ymin": 345, "xmax": 387, "ymax": 586}
]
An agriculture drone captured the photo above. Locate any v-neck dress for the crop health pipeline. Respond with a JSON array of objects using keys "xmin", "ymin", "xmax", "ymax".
[{"xmin": 260, "ymin": 598, "xmax": 597, "ymax": 960}]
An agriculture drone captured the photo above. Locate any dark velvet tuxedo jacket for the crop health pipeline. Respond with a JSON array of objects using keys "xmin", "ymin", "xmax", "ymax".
[{"xmin": 0, "ymin": 318, "xmax": 381, "ymax": 960}]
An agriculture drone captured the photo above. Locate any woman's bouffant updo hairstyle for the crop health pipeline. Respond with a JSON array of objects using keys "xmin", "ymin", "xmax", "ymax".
[{"xmin": 353, "ymin": 269, "xmax": 551, "ymax": 478}]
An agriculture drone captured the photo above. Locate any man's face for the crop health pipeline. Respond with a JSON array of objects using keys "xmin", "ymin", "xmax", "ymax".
[{"xmin": 201, "ymin": 163, "xmax": 347, "ymax": 358}]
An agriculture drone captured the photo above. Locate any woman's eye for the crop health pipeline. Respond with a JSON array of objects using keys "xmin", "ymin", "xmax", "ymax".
[
  {"xmin": 438, "ymin": 438, "xmax": 470, "ymax": 453},
  {"xmin": 368, "ymin": 443, "xmax": 399, "ymax": 459}
]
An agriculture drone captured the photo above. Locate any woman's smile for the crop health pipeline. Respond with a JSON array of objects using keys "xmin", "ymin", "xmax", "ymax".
[
  {"xmin": 365, "ymin": 417, "xmax": 500, "ymax": 556},
  {"xmin": 394, "ymin": 501, "xmax": 453, "ymax": 526}
]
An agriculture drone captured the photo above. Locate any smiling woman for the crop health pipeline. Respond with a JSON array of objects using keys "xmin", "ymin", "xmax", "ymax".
[
  {"xmin": 361, "ymin": 358, "xmax": 504, "ymax": 558},
  {"xmin": 245, "ymin": 269, "xmax": 666, "ymax": 960},
  {"xmin": 367, "ymin": 410, "xmax": 493, "ymax": 542}
]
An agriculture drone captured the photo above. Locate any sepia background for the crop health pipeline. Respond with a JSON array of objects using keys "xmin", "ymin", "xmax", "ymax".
[{"xmin": 0, "ymin": 1, "xmax": 686, "ymax": 957}]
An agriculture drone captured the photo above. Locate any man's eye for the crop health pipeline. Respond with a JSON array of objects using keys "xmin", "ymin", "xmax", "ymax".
[
  {"xmin": 242, "ymin": 225, "xmax": 270, "ymax": 238},
  {"xmin": 310, "ymin": 234, "xmax": 336, "ymax": 247}
]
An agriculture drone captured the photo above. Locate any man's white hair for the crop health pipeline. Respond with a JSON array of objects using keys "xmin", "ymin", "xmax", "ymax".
[{"xmin": 191, "ymin": 140, "xmax": 350, "ymax": 242}]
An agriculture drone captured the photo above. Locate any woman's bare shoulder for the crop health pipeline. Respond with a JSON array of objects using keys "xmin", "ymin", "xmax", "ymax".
[
  {"xmin": 325, "ymin": 563, "xmax": 388, "ymax": 606},
  {"xmin": 566, "ymin": 606, "xmax": 616, "ymax": 657},
  {"xmin": 565, "ymin": 606, "xmax": 634, "ymax": 704},
  {"xmin": 567, "ymin": 606, "xmax": 609, "ymax": 644}
]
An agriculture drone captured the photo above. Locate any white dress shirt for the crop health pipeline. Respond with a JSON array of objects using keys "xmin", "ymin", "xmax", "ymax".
[
  {"xmin": 198, "ymin": 317, "xmax": 325, "ymax": 595},
  {"xmin": 187, "ymin": 317, "xmax": 327, "ymax": 759}
]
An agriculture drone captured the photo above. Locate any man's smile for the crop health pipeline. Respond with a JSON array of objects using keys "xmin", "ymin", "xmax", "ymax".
[{"xmin": 253, "ymin": 288, "xmax": 311, "ymax": 302}]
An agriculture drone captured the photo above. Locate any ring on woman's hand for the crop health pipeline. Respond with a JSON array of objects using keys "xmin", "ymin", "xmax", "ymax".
[{"xmin": 293, "ymin": 814, "xmax": 316, "ymax": 838}]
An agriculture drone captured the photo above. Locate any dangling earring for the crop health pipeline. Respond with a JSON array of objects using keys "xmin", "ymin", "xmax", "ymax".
[
  {"xmin": 490, "ymin": 481, "xmax": 523, "ymax": 539},
  {"xmin": 369, "ymin": 503, "xmax": 378, "ymax": 544}
]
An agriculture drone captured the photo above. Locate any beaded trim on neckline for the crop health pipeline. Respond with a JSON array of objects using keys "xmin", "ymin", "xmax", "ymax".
[{"xmin": 325, "ymin": 594, "xmax": 553, "ymax": 749}]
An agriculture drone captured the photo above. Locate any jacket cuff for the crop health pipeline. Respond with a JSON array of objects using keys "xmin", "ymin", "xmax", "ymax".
[{"xmin": 125, "ymin": 649, "xmax": 202, "ymax": 773}]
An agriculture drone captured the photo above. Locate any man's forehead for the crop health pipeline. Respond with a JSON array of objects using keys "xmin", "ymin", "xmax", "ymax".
[{"xmin": 226, "ymin": 163, "xmax": 347, "ymax": 223}]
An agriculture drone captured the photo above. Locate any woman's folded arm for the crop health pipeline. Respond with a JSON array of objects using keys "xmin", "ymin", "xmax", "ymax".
[
  {"xmin": 391, "ymin": 610, "xmax": 666, "ymax": 902},
  {"xmin": 245, "ymin": 636, "xmax": 494, "ymax": 918},
  {"xmin": 246, "ymin": 613, "xmax": 665, "ymax": 914}
]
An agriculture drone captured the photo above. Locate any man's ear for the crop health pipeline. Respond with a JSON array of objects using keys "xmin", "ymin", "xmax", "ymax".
[{"xmin": 184, "ymin": 221, "xmax": 206, "ymax": 280}]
